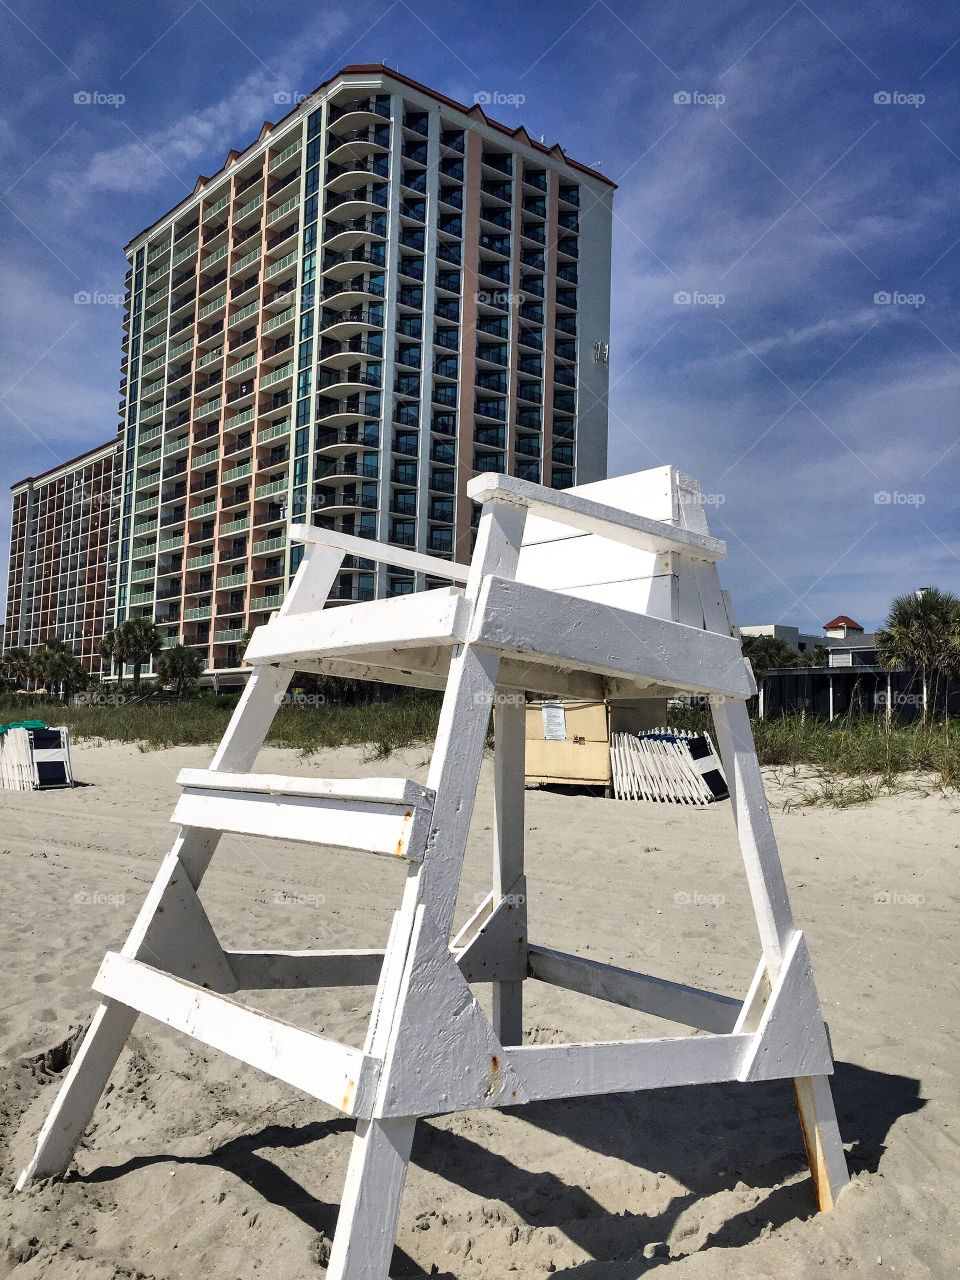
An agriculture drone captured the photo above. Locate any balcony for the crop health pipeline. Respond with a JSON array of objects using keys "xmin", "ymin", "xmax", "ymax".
[
  {"xmin": 193, "ymin": 396, "xmax": 221, "ymax": 420},
  {"xmin": 214, "ymin": 628, "xmax": 246, "ymax": 644},
  {"xmin": 250, "ymin": 591, "xmax": 283, "ymax": 612},
  {"xmin": 252, "ymin": 534, "xmax": 286, "ymax": 556},
  {"xmin": 187, "ymin": 550, "xmax": 215, "ymax": 570},
  {"xmin": 222, "ymin": 460, "xmax": 252, "ymax": 484},
  {"xmin": 225, "ymin": 405, "xmax": 255, "ymax": 430},
  {"xmin": 265, "ymin": 250, "xmax": 297, "ymax": 281},
  {"xmin": 220, "ymin": 514, "xmax": 249, "ymax": 535},
  {"xmin": 255, "ymin": 476, "xmax": 289, "ymax": 500},
  {"xmin": 257, "ymin": 418, "xmax": 291, "ymax": 444},
  {"xmin": 158, "ymin": 532, "xmax": 185, "ymax": 552},
  {"xmin": 329, "ymin": 95, "xmax": 390, "ymax": 125},
  {"xmin": 314, "ymin": 491, "xmax": 377, "ymax": 514},
  {"xmin": 315, "ymin": 458, "xmax": 379, "ymax": 482},
  {"xmin": 269, "ymin": 136, "xmax": 302, "ymax": 171},
  {"xmin": 324, "ymin": 212, "xmax": 387, "ymax": 250},
  {"xmin": 231, "ymin": 245, "xmax": 261, "ymax": 275}
]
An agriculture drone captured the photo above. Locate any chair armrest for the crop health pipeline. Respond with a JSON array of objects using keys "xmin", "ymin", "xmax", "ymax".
[{"xmin": 466, "ymin": 473, "xmax": 725, "ymax": 562}]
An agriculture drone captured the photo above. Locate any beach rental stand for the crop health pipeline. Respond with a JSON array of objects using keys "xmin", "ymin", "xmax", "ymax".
[{"xmin": 18, "ymin": 467, "xmax": 849, "ymax": 1275}]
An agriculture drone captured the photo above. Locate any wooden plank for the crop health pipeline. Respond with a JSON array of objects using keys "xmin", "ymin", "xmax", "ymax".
[
  {"xmin": 177, "ymin": 768, "xmax": 433, "ymax": 807},
  {"xmin": 173, "ymin": 786, "xmax": 429, "ymax": 860},
  {"xmin": 492, "ymin": 697, "xmax": 527, "ymax": 1044},
  {"xmin": 14, "ymin": 1000, "xmax": 138, "ymax": 1188},
  {"xmin": 454, "ymin": 880, "xmax": 528, "ymax": 985},
  {"xmin": 93, "ymin": 953, "xmax": 380, "ymax": 1117},
  {"xmin": 376, "ymin": 905, "xmax": 526, "ymax": 1117},
  {"xmin": 473, "ymin": 576, "xmax": 754, "ymax": 698},
  {"xmin": 291, "ymin": 650, "xmax": 640, "ymax": 700},
  {"xmin": 527, "ymin": 946, "xmax": 742, "ymax": 1034},
  {"xmin": 225, "ymin": 949, "xmax": 385, "ymax": 990},
  {"xmin": 325, "ymin": 1117, "xmax": 418, "ymax": 1280},
  {"xmin": 467, "ymin": 472, "xmax": 726, "ymax": 562},
  {"xmin": 710, "ymin": 698, "xmax": 795, "ymax": 967},
  {"xmin": 793, "ymin": 1075, "xmax": 851, "ymax": 1211},
  {"xmin": 508, "ymin": 1033, "xmax": 751, "ymax": 1102},
  {"xmin": 739, "ymin": 932, "xmax": 833, "ymax": 1081},
  {"xmin": 244, "ymin": 587, "xmax": 469, "ymax": 667},
  {"xmin": 291, "ymin": 521, "xmax": 470, "ymax": 583}
]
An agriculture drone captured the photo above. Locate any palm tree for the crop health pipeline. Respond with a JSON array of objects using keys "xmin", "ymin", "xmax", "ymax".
[
  {"xmin": 100, "ymin": 618, "xmax": 163, "ymax": 693},
  {"xmin": 157, "ymin": 644, "xmax": 206, "ymax": 697},
  {"xmin": 741, "ymin": 634, "xmax": 799, "ymax": 678},
  {"xmin": 0, "ymin": 646, "xmax": 34, "ymax": 689},
  {"xmin": 31, "ymin": 636, "xmax": 88, "ymax": 701},
  {"xmin": 875, "ymin": 587, "xmax": 960, "ymax": 721}
]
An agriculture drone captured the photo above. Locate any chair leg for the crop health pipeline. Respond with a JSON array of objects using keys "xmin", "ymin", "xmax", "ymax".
[
  {"xmin": 325, "ymin": 1117, "xmax": 417, "ymax": 1280},
  {"xmin": 16, "ymin": 999, "xmax": 137, "ymax": 1187},
  {"xmin": 793, "ymin": 1074, "xmax": 850, "ymax": 1210},
  {"xmin": 492, "ymin": 694, "xmax": 525, "ymax": 1045}
]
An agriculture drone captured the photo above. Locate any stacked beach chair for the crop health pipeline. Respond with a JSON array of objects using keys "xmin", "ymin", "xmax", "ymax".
[
  {"xmin": 611, "ymin": 726, "xmax": 729, "ymax": 803},
  {"xmin": 18, "ymin": 467, "xmax": 849, "ymax": 1277},
  {"xmin": 0, "ymin": 723, "xmax": 73, "ymax": 790}
]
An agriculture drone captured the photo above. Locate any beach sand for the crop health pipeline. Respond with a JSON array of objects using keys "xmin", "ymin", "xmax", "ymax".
[{"xmin": 1, "ymin": 739, "xmax": 957, "ymax": 1278}]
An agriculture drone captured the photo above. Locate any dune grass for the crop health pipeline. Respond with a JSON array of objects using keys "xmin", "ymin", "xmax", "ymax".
[
  {"xmin": 0, "ymin": 691, "xmax": 443, "ymax": 756},
  {"xmin": 670, "ymin": 702, "xmax": 960, "ymax": 797},
  {"xmin": 3, "ymin": 692, "xmax": 957, "ymax": 799}
]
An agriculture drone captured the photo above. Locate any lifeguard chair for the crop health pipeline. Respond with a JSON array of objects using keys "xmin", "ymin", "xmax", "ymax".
[{"xmin": 18, "ymin": 466, "xmax": 848, "ymax": 1278}]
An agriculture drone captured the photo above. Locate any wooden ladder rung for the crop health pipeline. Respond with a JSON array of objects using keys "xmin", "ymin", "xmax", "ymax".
[
  {"xmin": 173, "ymin": 769, "xmax": 435, "ymax": 860},
  {"xmin": 93, "ymin": 952, "xmax": 380, "ymax": 1115}
]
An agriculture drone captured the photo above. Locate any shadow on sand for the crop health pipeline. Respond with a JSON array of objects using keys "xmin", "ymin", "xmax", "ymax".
[{"xmin": 79, "ymin": 1058, "xmax": 922, "ymax": 1276}]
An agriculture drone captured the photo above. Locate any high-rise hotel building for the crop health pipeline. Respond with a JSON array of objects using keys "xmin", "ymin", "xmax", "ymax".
[
  {"xmin": 7, "ymin": 65, "xmax": 614, "ymax": 681},
  {"xmin": 4, "ymin": 440, "xmax": 120, "ymax": 675}
]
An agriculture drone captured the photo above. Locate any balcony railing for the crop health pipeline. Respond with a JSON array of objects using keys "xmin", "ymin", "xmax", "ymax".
[{"xmin": 266, "ymin": 251, "xmax": 297, "ymax": 280}]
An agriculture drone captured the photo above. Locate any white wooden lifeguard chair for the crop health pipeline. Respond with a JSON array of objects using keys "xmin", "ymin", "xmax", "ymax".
[{"xmin": 18, "ymin": 467, "xmax": 849, "ymax": 1277}]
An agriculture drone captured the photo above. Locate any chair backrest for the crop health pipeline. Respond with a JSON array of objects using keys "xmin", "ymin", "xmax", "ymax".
[{"xmin": 513, "ymin": 466, "xmax": 723, "ymax": 627}]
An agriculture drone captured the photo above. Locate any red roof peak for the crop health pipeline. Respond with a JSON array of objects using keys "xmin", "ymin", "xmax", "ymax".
[{"xmin": 823, "ymin": 614, "xmax": 863, "ymax": 631}]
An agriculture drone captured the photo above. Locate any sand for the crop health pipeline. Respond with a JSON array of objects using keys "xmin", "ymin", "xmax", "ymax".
[{"xmin": 1, "ymin": 738, "xmax": 957, "ymax": 1278}]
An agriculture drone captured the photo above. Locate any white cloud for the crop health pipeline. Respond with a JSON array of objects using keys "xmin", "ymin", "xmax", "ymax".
[{"xmin": 51, "ymin": 12, "xmax": 350, "ymax": 204}]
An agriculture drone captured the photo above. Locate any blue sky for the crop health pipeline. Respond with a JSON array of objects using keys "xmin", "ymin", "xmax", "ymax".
[{"xmin": 0, "ymin": 0, "xmax": 958, "ymax": 633}]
